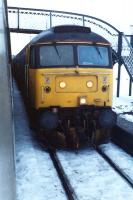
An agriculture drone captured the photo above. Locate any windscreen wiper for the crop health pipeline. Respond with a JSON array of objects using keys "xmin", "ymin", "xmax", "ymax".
[
  {"xmin": 53, "ymin": 43, "xmax": 61, "ymax": 59},
  {"xmin": 94, "ymin": 45, "xmax": 102, "ymax": 58}
]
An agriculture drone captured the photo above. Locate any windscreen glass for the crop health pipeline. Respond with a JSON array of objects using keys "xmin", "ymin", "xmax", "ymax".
[
  {"xmin": 77, "ymin": 45, "xmax": 109, "ymax": 66},
  {"xmin": 39, "ymin": 45, "xmax": 74, "ymax": 66}
]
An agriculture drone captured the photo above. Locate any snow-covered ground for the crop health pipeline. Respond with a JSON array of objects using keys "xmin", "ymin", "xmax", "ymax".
[
  {"xmin": 113, "ymin": 64, "xmax": 133, "ymax": 124},
  {"xmin": 13, "ymin": 84, "xmax": 67, "ymax": 200},
  {"xmin": 113, "ymin": 96, "xmax": 133, "ymax": 122},
  {"xmin": 113, "ymin": 96, "xmax": 133, "ymax": 118},
  {"xmin": 113, "ymin": 96, "xmax": 133, "ymax": 133},
  {"xmin": 57, "ymin": 147, "xmax": 133, "ymax": 200},
  {"xmin": 112, "ymin": 63, "xmax": 133, "ymax": 133}
]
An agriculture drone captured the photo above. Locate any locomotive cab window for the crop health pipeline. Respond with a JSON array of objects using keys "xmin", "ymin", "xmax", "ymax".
[
  {"xmin": 35, "ymin": 43, "xmax": 111, "ymax": 68},
  {"xmin": 39, "ymin": 45, "xmax": 74, "ymax": 67},
  {"xmin": 77, "ymin": 45, "xmax": 110, "ymax": 67}
]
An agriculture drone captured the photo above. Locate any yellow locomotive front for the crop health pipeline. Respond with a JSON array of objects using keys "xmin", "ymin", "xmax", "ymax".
[
  {"xmin": 15, "ymin": 25, "xmax": 117, "ymax": 146},
  {"xmin": 29, "ymin": 43, "xmax": 113, "ymax": 108}
]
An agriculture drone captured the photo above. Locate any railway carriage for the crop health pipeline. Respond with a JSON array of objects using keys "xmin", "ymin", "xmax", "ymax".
[{"xmin": 13, "ymin": 25, "xmax": 117, "ymax": 147}]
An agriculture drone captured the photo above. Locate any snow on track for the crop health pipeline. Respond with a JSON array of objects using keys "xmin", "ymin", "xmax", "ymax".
[
  {"xmin": 57, "ymin": 147, "xmax": 133, "ymax": 200},
  {"xmin": 100, "ymin": 142, "xmax": 133, "ymax": 180},
  {"xmin": 13, "ymin": 83, "xmax": 67, "ymax": 200},
  {"xmin": 13, "ymin": 81, "xmax": 133, "ymax": 200}
]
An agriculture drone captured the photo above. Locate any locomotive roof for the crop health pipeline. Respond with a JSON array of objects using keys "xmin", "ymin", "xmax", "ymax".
[{"xmin": 30, "ymin": 25, "xmax": 110, "ymax": 45}]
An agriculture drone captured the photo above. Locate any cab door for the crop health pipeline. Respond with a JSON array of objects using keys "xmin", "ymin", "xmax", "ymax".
[
  {"xmin": 25, "ymin": 47, "xmax": 30, "ymax": 97},
  {"xmin": 27, "ymin": 46, "xmax": 37, "ymax": 106}
]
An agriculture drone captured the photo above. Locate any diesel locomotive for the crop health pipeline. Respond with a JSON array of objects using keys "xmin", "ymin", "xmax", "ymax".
[{"xmin": 13, "ymin": 25, "xmax": 117, "ymax": 147}]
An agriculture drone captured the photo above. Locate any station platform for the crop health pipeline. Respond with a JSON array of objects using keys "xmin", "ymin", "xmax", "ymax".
[
  {"xmin": 112, "ymin": 96, "xmax": 133, "ymax": 155},
  {"xmin": 0, "ymin": 1, "xmax": 15, "ymax": 200}
]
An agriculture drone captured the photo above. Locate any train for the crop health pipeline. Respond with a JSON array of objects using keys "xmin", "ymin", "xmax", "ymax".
[{"xmin": 13, "ymin": 25, "xmax": 117, "ymax": 148}]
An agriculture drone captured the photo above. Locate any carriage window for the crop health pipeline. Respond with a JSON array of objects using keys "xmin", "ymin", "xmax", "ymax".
[
  {"xmin": 39, "ymin": 45, "xmax": 74, "ymax": 66},
  {"xmin": 78, "ymin": 45, "xmax": 109, "ymax": 67}
]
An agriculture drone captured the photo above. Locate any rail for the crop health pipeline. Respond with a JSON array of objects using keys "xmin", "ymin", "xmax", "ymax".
[
  {"xmin": 49, "ymin": 150, "xmax": 78, "ymax": 200},
  {"xmin": 96, "ymin": 147, "xmax": 133, "ymax": 188}
]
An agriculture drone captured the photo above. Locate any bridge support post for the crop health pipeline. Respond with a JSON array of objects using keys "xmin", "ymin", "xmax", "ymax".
[
  {"xmin": 129, "ymin": 35, "xmax": 133, "ymax": 96},
  {"xmin": 17, "ymin": 8, "xmax": 19, "ymax": 30},
  {"xmin": 82, "ymin": 16, "xmax": 85, "ymax": 26},
  {"xmin": 50, "ymin": 12, "xmax": 52, "ymax": 28},
  {"xmin": 117, "ymin": 32, "xmax": 123, "ymax": 97},
  {"xmin": 129, "ymin": 78, "xmax": 132, "ymax": 96}
]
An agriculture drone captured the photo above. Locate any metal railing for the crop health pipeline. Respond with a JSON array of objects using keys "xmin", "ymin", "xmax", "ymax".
[
  {"xmin": 7, "ymin": 7, "xmax": 133, "ymax": 96},
  {"xmin": 121, "ymin": 34, "xmax": 133, "ymax": 77},
  {"xmin": 7, "ymin": 6, "xmax": 119, "ymax": 49}
]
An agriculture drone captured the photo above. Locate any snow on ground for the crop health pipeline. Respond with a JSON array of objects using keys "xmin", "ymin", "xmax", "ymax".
[
  {"xmin": 113, "ymin": 64, "xmax": 133, "ymax": 125},
  {"xmin": 113, "ymin": 96, "xmax": 133, "ymax": 115},
  {"xmin": 57, "ymin": 148, "xmax": 133, "ymax": 200},
  {"xmin": 100, "ymin": 142, "xmax": 133, "ymax": 179},
  {"xmin": 13, "ymin": 83, "xmax": 67, "ymax": 200},
  {"xmin": 113, "ymin": 96, "xmax": 133, "ymax": 133}
]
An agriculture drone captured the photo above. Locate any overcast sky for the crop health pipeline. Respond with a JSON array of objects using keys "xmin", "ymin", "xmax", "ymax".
[{"xmin": 7, "ymin": 0, "xmax": 133, "ymax": 33}]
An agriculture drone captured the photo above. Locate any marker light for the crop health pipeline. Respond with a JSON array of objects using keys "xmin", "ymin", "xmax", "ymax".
[
  {"xmin": 87, "ymin": 81, "xmax": 93, "ymax": 88},
  {"xmin": 79, "ymin": 97, "xmax": 87, "ymax": 105},
  {"xmin": 102, "ymin": 85, "xmax": 108, "ymax": 92},
  {"xmin": 44, "ymin": 86, "xmax": 51, "ymax": 93},
  {"xmin": 59, "ymin": 81, "xmax": 66, "ymax": 88}
]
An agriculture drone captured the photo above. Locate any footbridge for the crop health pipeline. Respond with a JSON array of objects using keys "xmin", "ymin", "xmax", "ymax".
[{"xmin": 8, "ymin": 7, "xmax": 133, "ymax": 96}]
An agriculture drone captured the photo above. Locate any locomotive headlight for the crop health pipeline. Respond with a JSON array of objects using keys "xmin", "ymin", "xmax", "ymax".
[
  {"xmin": 87, "ymin": 81, "xmax": 93, "ymax": 88},
  {"xmin": 59, "ymin": 81, "xmax": 66, "ymax": 88},
  {"xmin": 79, "ymin": 97, "xmax": 87, "ymax": 105}
]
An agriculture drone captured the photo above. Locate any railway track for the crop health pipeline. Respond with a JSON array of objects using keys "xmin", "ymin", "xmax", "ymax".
[
  {"xmin": 37, "ymin": 128, "xmax": 133, "ymax": 199},
  {"xmin": 47, "ymin": 143, "xmax": 133, "ymax": 200},
  {"xmin": 96, "ymin": 146, "xmax": 133, "ymax": 189},
  {"xmin": 49, "ymin": 150, "xmax": 78, "ymax": 200},
  {"xmin": 38, "ymin": 138, "xmax": 78, "ymax": 200}
]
